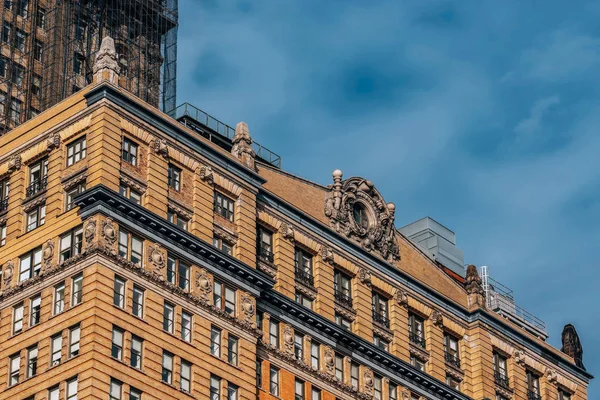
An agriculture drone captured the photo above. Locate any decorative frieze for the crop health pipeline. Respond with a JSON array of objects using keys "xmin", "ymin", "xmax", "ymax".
[
  {"xmin": 101, "ymin": 218, "xmax": 118, "ymax": 251},
  {"xmin": 362, "ymin": 367, "xmax": 374, "ymax": 396},
  {"xmin": 83, "ymin": 219, "xmax": 97, "ymax": 250},
  {"xmin": 323, "ymin": 345, "xmax": 335, "ymax": 375}
]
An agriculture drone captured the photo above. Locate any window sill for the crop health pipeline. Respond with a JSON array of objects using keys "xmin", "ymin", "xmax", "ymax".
[{"xmin": 111, "ymin": 356, "xmax": 148, "ymax": 376}]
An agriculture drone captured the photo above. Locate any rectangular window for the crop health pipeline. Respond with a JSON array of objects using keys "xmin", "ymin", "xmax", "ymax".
[
  {"xmin": 210, "ymin": 326, "xmax": 221, "ymax": 356},
  {"xmin": 373, "ymin": 334, "xmax": 390, "ymax": 351},
  {"xmin": 335, "ymin": 313, "xmax": 352, "ymax": 330},
  {"xmin": 374, "ymin": 375, "xmax": 383, "ymax": 400},
  {"xmin": 493, "ymin": 352, "xmax": 509, "ymax": 387},
  {"xmin": 66, "ymin": 136, "xmax": 87, "ymax": 166},
  {"xmin": 30, "ymin": 295, "xmax": 41, "ymax": 326},
  {"xmin": 132, "ymin": 285, "xmax": 144, "ymax": 318},
  {"xmin": 372, "ymin": 291, "xmax": 389, "ymax": 327},
  {"xmin": 162, "ymin": 351, "xmax": 173, "ymax": 384},
  {"xmin": 15, "ymin": 29, "xmax": 26, "ymax": 52},
  {"xmin": 559, "ymin": 391, "xmax": 572, "ymax": 400},
  {"xmin": 444, "ymin": 333, "xmax": 460, "ymax": 368},
  {"xmin": 112, "ymin": 326, "xmax": 124, "ymax": 359},
  {"xmin": 9, "ymin": 354, "xmax": 20, "ymax": 385},
  {"xmin": 210, "ymin": 375, "xmax": 221, "ymax": 400},
  {"xmin": 131, "ymin": 335, "xmax": 143, "ymax": 369},
  {"xmin": 69, "ymin": 325, "xmax": 80, "ymax": 357},
  {"xmin": 31, "ymin": 74, "xmax": 41, "ymax": 97},
  {"xmin": 335, "ymin": 353, "xmax": 344, "ymax": 381},
  {"xmin": 334, "ymin": 269, "xmax": 352, "ymax": 307},
  {"xmin": 163, "ymin": 302, "xmax": 174, "ymax": 333},
  {"xmin": 410, "ymin": 356, "xmax": 425, "ymax": 371},
  {"xmin": 167, "ymin": 255, "xmax": 190, "ymax": 290},
  {"xmin": 389, "ymin": 382, "xmax": 397, "ymax": 400},
  {"xmin": 73, "ymin": 53, "xmax": 85, "ymax": 74},
  {"xmin": 29, "ymin": 158, "xmax": 48, "ymax": 186},
  {"xmin": 269, "ymin": 319, "xmax": 279, "ymax": 348},
  {"xmin": 49, "ymin": 386, "xmax": 60, "ymax": 400},
  {"xmin": 71, "ymin": 273, "xmax": 83, "ymax": 306},
  {"xmin": 0, "ymin": 223, "xmax": 5, "ymax": 246},
  {"xmin": 408, "ymin": 313, "xmax": 425, "ymax": 347},
  {"xmin": 178, "ymin": 261, "xmax": 190, "ymax": 290},
  {"xmin": 295, "ymin": 379, "xmax": 305, "ymax": 400},
  {"xmin": 118, "ymin": 229, "xmax": 143, "ymax": 265},
  {"xmin": 27, "ymin": 345, "xmax": 38, "ymax": 378},
  {"xmin": 294, "ymin": 248, "xmax": 314, "ymax": 286},
  {"xmin": 13, "ymin": 302, "xmax": 23, "ymax": 333},
  {"xmin": 526, "ymin": 370, "xmax": 540, "ymax": 396},
  {"xmin": 19, "ymin": 247, "xmax": 42, "ymax": 282},
  {"xmin": 214, "ymin": 192, "xmax": 235, "ymax": 221},
  {"xmin": 214, "ymin": 280, "xmax": 236, "ymax": 315},
  {"xmin": 256, "ymin": 359, "xmax": 263, "ymax": 387},
  {"xmin": 60, "ymin": 226, "xmax": 84, "ymax": 262},
  {"xmin": 213, "ymin": 237, "xmax": 234, "ymax": 255},
  {"xmin": 119, "ymin": 184, "xmax": 141, "ymax": 205},
  {"xmin": 26, "ymin": 203, "xmax": 46, "ymax": 231},
  {"xmin": 65, "ymin": 182, "xmax": 86, "ymax": 211},
  {"xmin": 110, "ymin": 379, "xmax": 122, "ymax": 400},
  {"xmin": 351, "ymin": 362, "xmax": 359, "ymax": 389},
  {"xmin": 257, "ymin": 226, "xmax": 274, "ymax": 262},
  {"xmin": 36, "ymin": 7, "xmax": 46, "ymax": 29},
  {"xmin": 180, "ymin": 359, "xmax": 192, "ymax": 392},
  {"xmin": 312, "ymin": 388, "xmax": 321, "ymax": 400},
  {"xmin": 227, "ymin": 383, "xmax": 238, "ymax": 400},
  {"xmin": 181, "ymin": 311, "xmax": 192, "ymax": 342},
  {"xmin": 16, "ymin": 0, "xmax": 27, "ymax": 17},
  {"xmin": 167, "ymin": 210, "xmax": 189, "ymax": 230},
  {"xmin": 227, "ymin": 335, "xmax": 239, "ymax": 365},
  {"xmin": 294, "ymin": 332, "xmax": 304, "ymax": 360},
  {"xmin": 122, "ymin": 138, "xmax": 138, "ymax": 165},
  {"xmin": 168, "ymin": 164, "xmax": 181, "ymax": 191},
  {"xmin": 269, "ymin": 366, "xmax": 280, "ymax": 396},
  {"xmin": 1, "ymin": 23, "xmax": 11, "ymax": 44},
  {"xmin": 53, "ymin": 282, "xmax": 65, "ymax": 315},
  {"xmin": 113, "ymin": 276, "xmax": 126, "ymax": 308},
  {"xmin": 51, "ymin": 334, "xmax": 62, "ymax": 365},
  {"xmin": 311, "ymin": 341, "xmax": 320, "ymax": 369},
  {"xmin": 130, "ymin": 388, "xmax": 142, "ymax": 400},
  {"xmin": 295, "ymin": 290, "xmax": 314, "ymax": 309}
]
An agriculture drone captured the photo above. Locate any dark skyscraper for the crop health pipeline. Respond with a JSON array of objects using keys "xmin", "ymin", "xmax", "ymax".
[{"xmin": 0, "ymin": 0, "xmax": 177, "ymax": 133}]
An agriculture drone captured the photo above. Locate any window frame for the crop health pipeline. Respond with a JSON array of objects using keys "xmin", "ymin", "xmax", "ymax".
[
  {"xmin": 29, "ymin": 295, "xmax": 41, "ymax": 326},
  {"xmin": 122, "ymin": 137, "xmax": 138, "ymax": 166},
  {"xmin": 132, "ymin": 285, "xmax": 144, "ymax": 318},
  {"xmin": 51, "ymin": 333, "xmax": 62, "ymax": 366},
  {"xmin": 53, "ymin": 282, "xmax": 65, "ymax": 315},
  {"xmin": 181, "ymin": 310, "xmax": 192, "ymax": 342},
  {"xmin": 26, "ymin": 203, "xmax": 46, "ymax": 231},
  {"xmin": 65, "ymin": 182, "xmax": 86, "ymax": 211},
  {"xmin": 227, "ymin": 334, "xmax": 239, "ymax": 365},
  {"xmin": 180, "ymin": 359, "xmax": 192, "ymax": 392},
  {"xmin": 167, "ymin": 164, "xmax": 182, "ymax": 191},
  {"xmin": 130, "ymin": 335, "xmax": 143, "ymax": 369},
  {"xmin": 60, "ymin": 226, "xmax": 83, "ymax": 262},
  {"xmin": 9, "ymin": 353, "xmax": 20, "ymax": 386},
  {"xmin": 210, "ymin": 326, "xmax": 222, "ymax": 357},
  {"xmin": 69, "ymin": 325, "xmax": 80, "ymax": 358},
  {"xmin": 111, "ymin": 326, "xmax": 124, "ymax": 360},
  {"xmin": 13, "ymin": 302, "xmax": 24, "ymax": 334},
  {"xmin": 213, "ymin": 279, "xmax": 236, "ymax": 315},
  {"xmin": 71, "ymin": 273, "xmax": 83, "ymax": 306},
  {"xmin": 66, "ymin": 136, "xmax": 87, "ymax": 166},
  {"xmin": 161, "ymin": 351, "xmax": 174, "ymax": 384},
  {"xmin": 118, "ymin": 228, "xmax": 143, "ymax": 265},
  {"xmin": 163, "ymin": 302, "xmax": 175, "ymax": 333},
  {"xmin": 214, "ymin": 191, "xmax": 235, "ymax": 222},
  {"xmin": 269, "ymin": 366, "xmax": 280, "ymax": 396},
  {"xmin": 113, "ymin": 276, "xmax": 126, "ymax": 308},
  {"xmin": 26, "ymin": 345, "xmax": 38, "ymax": 378}
]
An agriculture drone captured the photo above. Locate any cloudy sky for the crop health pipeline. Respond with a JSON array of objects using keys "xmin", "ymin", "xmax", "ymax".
[{"xmin": 176, "ymin": 0, "xmax": 599, "ymax": 392}]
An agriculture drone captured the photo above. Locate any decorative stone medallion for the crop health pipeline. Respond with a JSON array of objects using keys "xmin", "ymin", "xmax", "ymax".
[
  {"xmin": 395, "ymin": 288, "xmax": 409, "ymax": 307},
  {"xmin": 84, "ymin": 219, "xmax": 97, "ymax": 248},
  {"xmin": 3, "ymin": 260, "xmax": 14, "ymax": 289},
  {"xmin": 42, "ymin": 239, "xmax": 55, "ymax": 270},
  {"xmin": 147, "ymin": 243, "xmax": 165, "ymax": 273},
  {"xmin": 195, "ymin": 268, "xmax": 213, "ymax": 301},
  {"xmin": 101, "ymin": 218, "xmax": 117, "ymax": 246},
  {"xmin": 199, "ymin": 165, "xmax": 214, "ymax": 185},
  {"xmin": 241, "ymin": 292, "xmax": 255, "ymax": 320},
  {"xmin": 280, "ymin": 222, "xmax": 295, "ymax": 242}
]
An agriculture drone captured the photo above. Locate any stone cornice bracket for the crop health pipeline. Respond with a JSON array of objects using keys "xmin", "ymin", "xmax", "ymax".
[
  {"xmin": 7, "ymin": 154, "xmax": 22, "ymax": 173},
  {"xmin": 358, "ymin": 268, "xmax": 372, "ymax": 288},
  {"xmin": 431, "ymin": 309, "xmax": 444, "ymax": 328},
  {"xmin": 395, "ymin": 288, "xmax": 409, "ymax": 307},
  {"xmin": 324, "ymin": 170, "xmax": 400, "ymax": 261},
  {"xmin": 93, "ymin": 36, "xmax": 120, "ymax": 84},
  {"xmin": 321, "ymin": 246, "xmax": 335, "ymax": 264},
  {"xmin": 545, "ymin": 368, "xmax": 559, "ymax": 385},
  {"xmin": 46, "ymin": 133, "xmax": 61, "ymax": 151},
  {"xmin": 151, "ymin": 137, "xmax": 169, "ymax": 158},
  {"xmin": 279, "ymin": 222, "xmax": 295, "ymax": 242},
  {"xmin": 231, "ymin": 121, "xmax": 256, "ymax": 170},
  {"xmin": 199, "ymin": 165, "xmax": 214, "ymax": 185},
  {"xmin": 2, "ymin": 260, "xmax": 14, "ymax": 289},
  {"xmin": 513, "ymin": 349, "xmax": 526, "ymax": 367}
]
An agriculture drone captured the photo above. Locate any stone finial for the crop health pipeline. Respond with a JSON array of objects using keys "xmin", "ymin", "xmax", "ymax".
[
  {"xmin": 93, "ymin": 36, "xmax": 120, "ymax": 84},
  {"xmin": 465, "ymin": 265, "xmax": 484, "ymax": 295},
  {"xmin": 231, "ymin": 121, "xmax": 256, "ymax": 169}
]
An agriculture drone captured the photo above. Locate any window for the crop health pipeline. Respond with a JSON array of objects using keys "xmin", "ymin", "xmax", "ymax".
[
  {"xmin": 118, "ymin": 229, "xmax": 143, "ymax": 265},
  {"xmin": 493, "ymin": 352, "xmax": 509, "ymax": 387},
  {"xmin": 312, "ymin": 388, "xmax": 321, "ymax": 400},
  {"xmin": 256, "ymin": 359, "xmax": 263, "ymax": 387},
  {"xmin": 60, "ymin": 226, "xmax": 84, "ymax": 261},
  {"xmin": 257, "ymin": 226, "xmax": 274, "ymax": 262},
  {"xmin": 227, "ymin": 383, "xmax": 238, "ymax": 400},
  {"xmin": 131, "ymin": 335, "xmax": 143, "ymax": 369},
  {"xmin": 210, "ymin": 375, "xmax": 221, "ymax": 400},
  {"xmin": 374, "ymin": 375, "xmax": 383, "ymax": 400},
  {"xmin": 51, "ymin": 333, "xmax": 62, "ymax": 365},
  {"xmin": 559, "ymin": 390, "xmax": 572, "ymax": 400},
  {"xmin": 2, "ymin": 23, "xmax": 11, "ymax": 44},
  {"xmin": 16, "ymin": 0, "xmax": 27, "ymax": 17},
  {"xmin": 179, "ymin": 310, "xmax": 192, "ymax": 342},
  {"xmin": 11, "ymin": 64, "xmax": 24, "ymax": 88},
  {"xmin": 213, "ymin": 236, "xmax": 234, "ymax": 255},
  {"xmin": 446, "ymin": 375, "xmax": 460, "ymax": 390},
  {"xmin": 33, "ymin": 39, "xmax": 43, "ymax": 61},
  {"xmin": 30, "ymin": 295, "xmax": 41, "ymax": 326},
  {"xmin": 373, "ymin": 334, "xmax": 390, "ymax": 351},
  {"xmin": 166, "ymin": 255, "xmax": 190, "ymax": 290},
  {"xmin": 122, "ymin": 138, "xmax": 138, "ymax": 165},
  {"xmin": 0, "ymin": 223, "xmax": 5, "ymax": 246},
  {"xmin": 351, "ymin": 361, "xmax": 359, "ymax": 389},
  {"xmin": 112, "ymin": 326, "xmax": 124, "ymax": 359},
  {"xmin": 444, "ymin": 333, "xmax": 460, "ymax": 368},
  {"xmin": 15, "ymin": 29, "xmax": 26, "ymax": 52},
  {"xmin": 294, "ymin": 332, "xmax": 304, "ymax": 360},
  {"xmin": 335, "ymin": 353, "xmax": 344, "ymax": 381},
  {"xmin": 214, "ymin": 280, "xmax": 236, "ymax": 315},
  {"xmin": 65, "ymin": 182, "xmax": 86, "ymax": 211},
  {"xmin": 526, "ymin": 370, "xmax": 540, "ymax": 398},
  {"xmin": 269, "ymin": 366, "xmax": 280, "ymax": 396},
  {"xmin": 72, "ymin": 273, "xmax": 83, "ymax": 306},
  {"xmin": 75, "ymin": 22, "xmax": 86, "ymax": 41},
  {"xmin": 36, "ymin": 7, "xmax": 46, "ymax": 29},
  {"xmin": 130, "ymin": 388, "xmax": 142, "ymax": 400},
  {"xmin": 210, "ymin": 326, "xmax": 221, "ymax": 356},
  {"xmin": 227, "ymin": 335, "xmax": 238, "ymax": 365},
  {"xmin": 294, "ymin": 247, "xmax": 314, "ymax": 286},
  {"xmin": 269, "ymin": 319, "xmax": 279, "ymax": 348},
  {"xmin": 335, "ymin": 313, "xmax": 352, "ymax": 330},
  {"xmin": 119, "ymin": 185, "xmax": 141, "ymax": 204},
  {"xmin": 295, "ymin": 290, "xmax": 313, "ymax": 309},
  {"xmin": 13, "ymin": 303, "xmax": 23, "ymax": 333},
  {"xmin": 410, "ymin": 356, "xmax": 425, "ymax": 371},
  {"xmin": 69, "ymin": 325, "xmax": 80, "ymax": 357},
  {"xmin": 31, "ymin": 74, "xmax": 41, "ymax": 96},
  {"xmin": 132, "ymin": 285, "xmax": 144, "ymax": 317},
  {"xmin": 389, "ymin": 382, "xmax": 398, "ymax": 400},
  {"xmin": 180, "ymin": 359, "xmax": 191, "ymax": 392},
  {"xmin": 311, "ymin": 341, "xmax": 320, "ymax": 369},
  {"xmin": 29, "ymin": 158, "xmax": 47, "ymax": 188},
  {"xmin": 372, "ymin": 292, "xmax": 389, "ymax": 327},
  {"xmin": 295, "ymin": 379, "xmax": 305, "ymax": 400},
  {"xmin": 162, "ymin": 351, "xmax": 173, "ymax": 384},
  {"xmin": 66, "ymin": 136, "xmax": 87, "ymax": 166},
  {"xmin": 168, "ymin": 164, "xmax": 181, "ymax": 191},
  {"xmin": 334, "ymin": 269, "xmax": 352, "ymax": 307},
  {"xmin": 54, "ymin": 283, "xmax": 65, "ymax": 314},
  {"xmin": 73, "ymin": 53, "xmax": 85, "ymax": 74},
  {"xmin": 9, "ymin": 354, "xmax": 20, "ymax": 385},
  {"xmin": 163, "ymin": 302, "xmax": 174, "ymax": 333},
  {"xmin": 26, "ymin": 203, "xmax": 46, "ymax": 231},
  {"xmin": 49, "ymin": 387, "xmax": 60, "ymax": 400},
  {"xmin": 408, "ymin": 313, "xmax": 425, "ymax": 348},
  {"xmin": 9, "ymin": 96, "xmax": 22, "ymax": 124},
  {"xmin": 113, "ymin": 276, "xmax": 126, "ymax": 308},
  {"xmin": 27, "ymin": 345, "xmax": 38, "ymax": 378},
  {"xmin": 167, "ymin": 210, "xmax": 189, "ymax": 230},
  {"xmin": 214, "ymin": 191, "xmax": 235, "ymax": 222},
  {"xmin": 110, "ymin": 379, "xmax": 122, "ymax": 400},
  {"xmin": 19, "ymin": 246, "xmax": 42, "ymax": 281}
]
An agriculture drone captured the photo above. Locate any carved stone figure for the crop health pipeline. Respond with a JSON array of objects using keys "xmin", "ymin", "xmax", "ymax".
[
  {"xmin": 561, "ymin": 324, "xmax": 585, "ymax": 370},
  {"xmin": 324, "ymin": 170, "xmax": 400, "ymax": 261},
  {"xmin": 101, "ymin": 218, "xmax": 117, "ymax": 247},
  {"xmin": 241, "ymin": 292, "xmax": 255, "ymax": 320},
  {"xmin": 513, "ymin": 349, "xmax": 525, "ymax": 366},
  {"xmin": 283, "ymin": 324, "xmax": 294, "ymax": 353},
  {"xmin": 395, "ymin": 288, "xmax": 409, "ymax": 307},
  {"xmin": 42, "ymin": 239, "xmax": 55, "ymax": 270},
  {"xmin": 84, "ymin": 219, "xmax": 97, "ymax": 248},
  {"xmin": 280, "ymin": 222, "xmax": 295, "ymax": 242},
  {"xmin": 465, "ymin": 264, "xmax": 485, "ymax": 296},
  {"xmin": 7, "ymin": 154, "xmax": 21, "ymax": 173},
  {"xmin": 199, "ymin": 165, "xmax": 214, "ymax": 185},
  {"xmin": 358, "ymin": 268, "xmax": 372, "ymax": 287},
  {"xmin": 93, "ymin": 36, "xmax": 120, "ymax": 84},
  {"xmin": 546, "ymin": 369, "xmax": 559, "ymax": 383},
  {"xmin": 195, "ymin": 268, "xmax": 212, "ymax": 300},
  {"xmin": 401, "ymin": 389, "xmax": 411, "ymax": 400},
  {"xmin": 3, "ymin": 260, "xmax": 14, "ymax": 288},
  {"xmin": 46, "ymin": 133, "xmax": 60, "ymax": 150},
  {"xmin": 363, "ymin": 367, "xmax": 374, "ymax": 395},
  {"xmin": 431, "ymin": 309, "xmax": 443, "ymax": 327},
  {"xmin": 151, "ymin": 138, "xmax": 169, "ymax": 157},
  {"xmin": 231, "ymin": 121, "xmax": 256, "ymax": 169},
  {"xmin": 323, "ymin": 346, "xmax": 335, "ymax": 375},
  {"xmin": 321, "ymin": 246, "xmax": 334, "ymax": 264},
  {"xmin": 147, "ymin": 244, "xmax": 165, "ymax": 273}
]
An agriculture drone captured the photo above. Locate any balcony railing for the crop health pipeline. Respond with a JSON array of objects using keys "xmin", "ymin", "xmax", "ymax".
[
  {"xmin": 295, "ymin": 268, "xmax": 315, "ymax": 287},
  {"xmin": 372, "ymin": 310, "xmax": 390, "ymax": 328},
  {"xmin": 409, "ymin": 332, "xmax": 426, "ymax": 348},
  {"xmin": 494, "ymin": 371, "xmax": 510, "ymax": 389},
  {"xmin": 26, "ymin": 176, "xmax": 47, "ymax": 197},
  {"xmin": 334, "ymin": 290, "xmax": 353, "ymax": 308},
  {"xmin": 527, "ymin": 391, "xmax": 542, "ymax": 400},
  {"xmin": 0, "ymin": 197, "xmax": 8, "ymax": 213},
  {"xmin": 444, "ymin": 351, "xmax": 461, "ymax": 369},
  {"xmin": 258, "ymin": 245, "xmax": 274, "ymax": 263}
]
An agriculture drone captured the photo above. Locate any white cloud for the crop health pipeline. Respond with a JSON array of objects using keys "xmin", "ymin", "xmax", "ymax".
[{"xmin": 514, "ymin": 95, "xmax": 560, "ymax": 137}]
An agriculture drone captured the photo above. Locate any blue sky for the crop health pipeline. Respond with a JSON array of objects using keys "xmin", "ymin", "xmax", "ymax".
[{"xmin": 176, "ymin": 0, "xmax": 599, "ymax": 392}]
